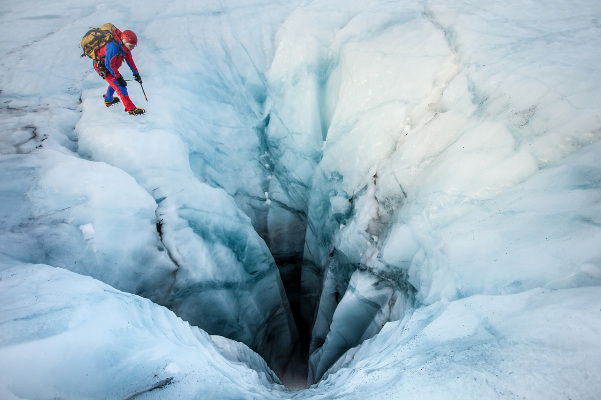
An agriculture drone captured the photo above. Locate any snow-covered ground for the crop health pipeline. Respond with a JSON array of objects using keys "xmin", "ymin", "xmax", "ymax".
[{"xmin": 1, "ymin": 0, "xmax": 601, "ymax": 398}]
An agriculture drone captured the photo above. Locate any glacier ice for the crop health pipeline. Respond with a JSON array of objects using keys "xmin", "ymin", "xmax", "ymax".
[
  {"xmin": 0, "ymin": 264, "xmax": 287, "ymax": 399},
  {"xmin": 1, "ymin": 0, "xmax": 601, "ymax": 398}
]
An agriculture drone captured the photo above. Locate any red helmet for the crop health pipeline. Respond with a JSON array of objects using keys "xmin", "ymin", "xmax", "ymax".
[{"xmin": 121, "ymin": 30, "xmax": 138, "ymax": 46}]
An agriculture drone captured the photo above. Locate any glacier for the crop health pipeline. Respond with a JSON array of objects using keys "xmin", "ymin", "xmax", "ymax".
[{"xmin": 1, "ymin": 0, "xmax": 601, "ymax": 398}]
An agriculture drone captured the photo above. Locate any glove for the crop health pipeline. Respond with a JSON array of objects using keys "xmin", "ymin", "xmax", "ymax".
[
  {"xmin": 134, "ymin": 73, "xmax": 142, "ymax": 84},
  {"xmin": 116, "ymin": 76, "xmax": 127, "ymax": 87}
]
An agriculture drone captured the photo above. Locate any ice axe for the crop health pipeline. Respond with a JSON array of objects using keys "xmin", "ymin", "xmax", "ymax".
[
  {"xmin": 139, "ymin": 81, "xmax": 148, "ymax": 102},
  {"xmin": 126, "ymin": 78, "xmax": 148, "ymax": 102}
]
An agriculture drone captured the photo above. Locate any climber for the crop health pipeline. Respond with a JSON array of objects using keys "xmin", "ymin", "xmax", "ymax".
[{"xmin": 94, "ymin": 29, "xmax": 145, "ymax": 115}]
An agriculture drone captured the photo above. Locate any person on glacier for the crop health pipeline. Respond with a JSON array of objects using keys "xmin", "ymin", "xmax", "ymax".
[{"xmin": 94, "ymin": 29, "xmax": 145, "ymax": 115}]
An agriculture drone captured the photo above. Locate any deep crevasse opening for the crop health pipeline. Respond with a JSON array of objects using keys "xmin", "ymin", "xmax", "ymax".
[{"xmin": 206, "ymin": 1, "xmax": 443, "ymax": 386}]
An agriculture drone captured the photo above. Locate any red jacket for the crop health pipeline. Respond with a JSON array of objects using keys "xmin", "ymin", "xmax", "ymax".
[{"xmin": 96, "ymin": 30, "xmax": 139, "ymax": 79}]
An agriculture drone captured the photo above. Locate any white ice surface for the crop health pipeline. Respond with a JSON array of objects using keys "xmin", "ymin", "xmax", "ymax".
[
  {"xmin": 0, "ymin": 263, "xmax": 287, "ymax": 400},
  {"xmin": 1, "ymin": 0, "xmax": 303, "ymax": 380},
  {"xmin": 310, "ymin": 286, "xmax": 601, "ymax": 399},
  {"xmin": 1, "ymin": 0, "xmax": 601, "ymax": 398}
]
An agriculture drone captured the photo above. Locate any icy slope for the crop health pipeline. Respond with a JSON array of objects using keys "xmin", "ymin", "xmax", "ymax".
[
  {"xmin": 0, "ymin": 0, "xmax": 300, "ymax": 379},
  {"xmin": 0, "ymin": 263, "xmax": 287, "ymax": 400},
  {"xmin": 303, "ymin": 286, "xmax": 601, "ymax": 399},
  {"xmin": 1, "ymin": 0, "xmax": 601, "ymax": 398}
]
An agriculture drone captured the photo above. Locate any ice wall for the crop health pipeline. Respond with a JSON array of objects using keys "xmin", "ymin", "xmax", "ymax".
[
  {"xmin": 263, "ymin": 0, "xmax": 601, "ymax": 383},
  {"xmin": 265, "ymin": 0, "xmax": 460, "ymax": 381}
]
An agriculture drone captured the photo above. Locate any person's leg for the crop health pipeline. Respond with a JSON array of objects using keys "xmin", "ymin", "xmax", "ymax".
[
  {"xmin": 104, "ymin": 85, "xmax": 116, "ymax": 101},
  {"xmin": 105, "ymin": 74, "xmax": 136, "ymax": 111}
]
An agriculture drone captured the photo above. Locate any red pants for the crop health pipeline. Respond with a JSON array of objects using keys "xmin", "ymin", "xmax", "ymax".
[
  {"xmin": 104, "ymin": 74, "xmax": 136, "ymax": 111},
  {"xmin": 94, "ymin": 62, "xmax": 136, "ymax": 111}
]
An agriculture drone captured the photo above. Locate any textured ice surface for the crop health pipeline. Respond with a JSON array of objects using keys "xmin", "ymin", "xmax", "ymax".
[
  {"xmin": 1, "ymin": 0, "xmax": 601, "ymax": 398},
  {"xmin": 298, "ymin": 0, "xmax": 601, "ymax": 382},
  {"xmin": 0, "ymin": 264, "xmax": 288, "ymax": 400},
  {"xmin": 307, "ymin": 286, "xmax": 601, "ymax": 399},
  {"xmin": 0, "ymin": 0, "xmax": 300, "ymax": 379},
  {"xmin": 2, "ymin": 263, "xmax": 599, "ymax": 399}
]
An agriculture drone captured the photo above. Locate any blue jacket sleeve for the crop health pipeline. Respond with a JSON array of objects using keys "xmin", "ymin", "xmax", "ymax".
[{"xmin": 104, "ymin": 42, "xmax": 119, "ymax": 76}]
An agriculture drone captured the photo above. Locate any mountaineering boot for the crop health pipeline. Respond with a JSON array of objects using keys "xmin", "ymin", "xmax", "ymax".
[
  {"xmin": 104, "ymin": 97, "xmax": 121, "ymax": 107},
  {"xmin": 127, "ymin": 107, "xmax": 145, "ymax": 116}
]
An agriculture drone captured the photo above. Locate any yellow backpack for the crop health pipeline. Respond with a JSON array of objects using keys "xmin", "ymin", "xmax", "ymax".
[{"xmin": 80, "ymin": 23, "xmax": 118, "ymax": 60}]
